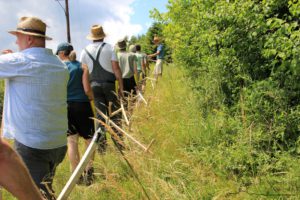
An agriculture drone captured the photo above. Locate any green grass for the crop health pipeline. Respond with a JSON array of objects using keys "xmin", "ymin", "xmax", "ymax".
[
  {"xmin": 5, "ymin": 64, "xmax": 299, "ymax": 199},
  {"xmin": 2, "ymin": 64, "xmax": 225, "ymax": 199}
]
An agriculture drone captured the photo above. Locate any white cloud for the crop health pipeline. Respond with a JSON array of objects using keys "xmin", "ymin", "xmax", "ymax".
[
  {"xmin": 103, "ymin": 19, "xmax": 142, "ymax": 45},
  {"xmin": 0, "ymin": 0, "xmax": 144, "ymax": 54}
]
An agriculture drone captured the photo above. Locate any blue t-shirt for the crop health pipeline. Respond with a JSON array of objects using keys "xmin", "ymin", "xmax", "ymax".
[
  {"xmin": 157, "ymin": 44, "xmax": 165, "ymax": 60},
  {"xmin": 65, "ymin": 61, "xmax": 89, "ymax": 102}
]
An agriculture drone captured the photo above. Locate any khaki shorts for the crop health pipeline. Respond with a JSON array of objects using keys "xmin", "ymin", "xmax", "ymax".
[{"xmin": 153, "ymin": 59, "xmax": 163, "ymax": 75}]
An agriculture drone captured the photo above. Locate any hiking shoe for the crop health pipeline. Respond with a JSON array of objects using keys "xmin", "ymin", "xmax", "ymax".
[
  {"xmin": 76, "ymin": 175, "xmax": 85, "ymax": 185},
  {"xmin": 84, "ymin": 167, "xmax": 95, "ymax": 186},
  {"xmin": 97, "ymin": 133, "xmax": 107, "ymax": 154},
  {"xmin": 97, "ymin": 142, "xmax": 107, "ymax": 154}
]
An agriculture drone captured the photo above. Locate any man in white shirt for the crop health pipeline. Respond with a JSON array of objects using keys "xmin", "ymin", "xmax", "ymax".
[
  {"xmin": 0, "ymin": 16, "xmax": 68, "ymax": 199},
  {"xmin": 80, "ymin": 25, "xmax": 123, "ymax": 153}
]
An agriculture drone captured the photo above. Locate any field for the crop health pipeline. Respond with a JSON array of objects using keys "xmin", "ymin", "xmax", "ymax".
[
  {"xmin": 3, "ymin": 63, "xmax": 300, "ymax": 199},
  {"xmin": 2, "ymin": 65, "xmax": 214, "ymax": 199}
]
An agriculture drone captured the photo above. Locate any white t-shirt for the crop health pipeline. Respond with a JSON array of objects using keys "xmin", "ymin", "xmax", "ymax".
[
  {"xmin": 117, "ymin": 51, "xmax": 137, "ymax": 78},
  {"xmin": 79, "ymin": 41, "xmax": 118, "ymax": 74}
]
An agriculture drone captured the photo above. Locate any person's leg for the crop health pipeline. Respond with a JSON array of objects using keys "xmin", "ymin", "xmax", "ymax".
[
  {"xmin": 159, "ymin": 59, "xmax": 163, "ymax": 77},
  {"xmin": 83, "ymin": 138, "xmax": 95, "ymax": 185},
  {"xmin": 127, "ymin": 76, "xmax": 137, "ymax": 113},
  {"xmin": 67, "ymin": 134, "xmax": 79, "ymax": 172},
  {"xmin": 0, "ymin": 139, "xmax": 44, "ymax": 200},
  {"xmin": 153, "ymin": 59, "xmax": 163, "ymax": 80},
  {"xmin": 14, "ymin": 140, "xmax": 55, "ymax": 199},
  {"xmin": 129, "ymin": 76, "xmax": 137, "ymax": 95},
  {"xmin": 79, "ymin": 108, "xmax": 95, "ymax": 172},
  {"xmin": 66, "ymin": 102, "xmax": 87, "ymax": 185},
  {"xmin": 72, "ymin": 102, "xmax": 96, "ymax": 185},
  {"xmin": 84, "ymin": 138, "xmax": 94, "ymax": 170},
  {"xmin": 122, "ymin": 78, "xmax": 131, "ymax": 97},
  {"xmin": 45, "ymin": 146, "xmax": 67, "ymax": 198},
  {"xmin": 92, "ymin": 86, "xmax": 108, "ymax": 153},
  {"xmin": 67, "ymin": 102, "xmax": 81, "ymax": 173},
  {"xmin": 104, "ymin": 84, "xmax": 121, "ymax": 126},
  {"xmin": 75, "ymin": 101, "xmax": 95, "ymax": 172}
]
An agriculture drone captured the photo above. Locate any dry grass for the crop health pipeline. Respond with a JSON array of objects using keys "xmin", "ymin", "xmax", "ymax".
[{"xmin": 3, "ymin": 65, "xmax": 233, "ymax": 200}]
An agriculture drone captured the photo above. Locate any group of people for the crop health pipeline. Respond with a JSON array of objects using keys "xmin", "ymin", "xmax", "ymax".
[{"xmin": 0, "ymin": 15, "xmax": 165, "ymax": 200}]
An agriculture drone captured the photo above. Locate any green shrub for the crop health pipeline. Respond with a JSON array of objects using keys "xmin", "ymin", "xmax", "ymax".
[{"xmin": 154, "ymin": 0, "xmax": 300, "ymax": 197}]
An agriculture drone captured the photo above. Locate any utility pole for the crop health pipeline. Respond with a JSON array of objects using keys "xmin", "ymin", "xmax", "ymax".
[
  {"xmin": 65, "ymin": 0, "xmax": 71, "ymax": 43},
  {"xmin": 55, "ymin": 0, "xmax": 71, "ymax": 43}
]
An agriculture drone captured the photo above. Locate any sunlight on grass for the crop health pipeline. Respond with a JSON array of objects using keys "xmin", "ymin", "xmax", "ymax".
[{"xmin": 3, "ymin": 64, "xmax": 232, "ymax": 199}]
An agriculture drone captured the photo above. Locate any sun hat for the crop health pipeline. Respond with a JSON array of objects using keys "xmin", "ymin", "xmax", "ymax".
[
  {"xmin": 8, "ymin": 16, "xmax": 52, "ymax": 40},
  {"xmin": 129, "ymin": 44, "xmax": 136, "ymax": 53},
  {"xmin": 56, "ymin": 42, "xmax": 74, "ymax": 55},
  {"xmin": 117, "ymin": 38, "xmax": 127, "ymax": 50},
  {"xmin": 153, "ymin": 36, "xmax": 160, "ymax": 42},
  {"xmin": 86, "ymin": 25, "xmax": 106, "ymax": 40}
]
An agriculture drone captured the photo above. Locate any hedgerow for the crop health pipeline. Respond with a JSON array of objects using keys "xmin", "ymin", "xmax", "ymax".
[{"xmin": 154, "ymin": 0, "xmax": 300, "ymax": 195}]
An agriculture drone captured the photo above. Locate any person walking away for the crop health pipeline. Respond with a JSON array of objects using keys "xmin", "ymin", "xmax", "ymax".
[
  {"xmin": 80, "ymin": 25, "xmax": 124, "ymax": 153},
  {"xmin": 148, "ymin": 36, "xmax": 165, "ymax": 80},
  {"xmin": 117, "ymin": 39, "xmax": 138, "ymax": 97},
  {"xmin": 135, "ymin": 44, "xmax": 148, "ymax": 91},
  {"xmin": 0, "ymin": 16, "xmax": 68, "ymax": 199},
  {"xmin": 56, "ymin": 42, "xmax": 95, "ymax": 186}
]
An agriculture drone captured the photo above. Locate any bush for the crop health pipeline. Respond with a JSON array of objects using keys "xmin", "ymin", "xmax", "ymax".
[{"xmin": 155, "ymin": 0, "xmax": 300, "ymax": 196}]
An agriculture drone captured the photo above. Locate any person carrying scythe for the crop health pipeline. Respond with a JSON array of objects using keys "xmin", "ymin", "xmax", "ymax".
[{"xmin": 0, "ymin": 16, "xmax": 68, "ymax": 199}]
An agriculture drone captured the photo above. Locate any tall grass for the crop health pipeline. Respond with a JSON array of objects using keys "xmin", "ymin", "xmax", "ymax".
[
  {"xmin": 51, "ymin": 64, "xmax": 220, "ymax": 200},
  {"xmin": 1, "ymin": 64, "xmax": 222, "ymax": 199},
  {"xmin": 4, "ymin": 64, "xmax": 300, "ymax": 199}
]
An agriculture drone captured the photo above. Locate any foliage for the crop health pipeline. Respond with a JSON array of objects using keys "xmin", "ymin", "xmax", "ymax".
[
  {"xmin": 3, "ymin": 65, "xmax": 237, "ymax": 199},
  {"xmin": 151, "ymin": 0, "xmax": 300, "ymax": 197}
]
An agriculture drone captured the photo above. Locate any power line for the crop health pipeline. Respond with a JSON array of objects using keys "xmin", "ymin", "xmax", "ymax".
[{"xmin": 55, "ymin": 0, "xmax": 66, "ymax": 13}]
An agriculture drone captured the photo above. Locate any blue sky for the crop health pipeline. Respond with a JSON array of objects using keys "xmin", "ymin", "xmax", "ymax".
[
  {"xmin": 130, "ymin": 0, "xmax": 168, "ymax": 35},
  {"xmin": 0, "ymin": 0, "xmax": 169, "ymax": 53}
]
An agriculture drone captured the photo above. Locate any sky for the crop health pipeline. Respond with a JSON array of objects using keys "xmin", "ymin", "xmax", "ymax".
[{"xmin": 0, "ymin": 0, "xmax": 168, "ymax": 53}]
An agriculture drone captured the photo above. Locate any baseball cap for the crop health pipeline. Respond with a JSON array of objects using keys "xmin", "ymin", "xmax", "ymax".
[{"xmin": 56, "ymin": 42, "xmax": 73, "ymax": 55}]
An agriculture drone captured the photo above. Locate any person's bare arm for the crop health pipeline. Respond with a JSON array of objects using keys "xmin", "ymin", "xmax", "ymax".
[
  {"xmin": 81, "ymin": 64, "xmax": 94, "ymax": 100},
  {"xmin": 111, "ymin": 61, "xmax": 124, "ymax": 98},
  {"xmin": 148, "ymin": 50, "xmax": 160, "ymax": 58},
  {"xmin": 0, "ymin": 139, "xmax": 44, "ymax": 200}
]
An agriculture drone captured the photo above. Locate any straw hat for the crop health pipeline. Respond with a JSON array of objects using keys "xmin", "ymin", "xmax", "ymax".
[
  {"xmin": 86, "ymin": 25, "xmax": 106, "ymax": 40},
  {"xmin": 117, "ymin": 38, "xmax": 127, "ymax": 50},
  {"xmin": 8, "ymin": 16, "xmax": 52, "ymax": 40},
  {"xmin": 153, "ymin": 36, "xmax": 160, "ymax": 42},
  {"xmin": 129, "ymin": 44, "xmax": 136, "ymax": 53}
]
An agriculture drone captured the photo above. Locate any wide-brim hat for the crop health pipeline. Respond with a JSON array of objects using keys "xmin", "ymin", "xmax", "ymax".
[
  {"xmin": 117, "ymin": 38, "xmax": 127, "ymax": 50},
  {"xmin": 8, "ymin": 16, "xmax": 52, "ymax": 40},
  {"xmin": 153, "ymin": 36, "xmax": 160, "ymax": 42},
  {"xmin": 129, "ymin": 44, "xmax": 136, "ymax": 53},
  {"xmin": 86, "ymin": 25, "xmax": 106, "ymax": 40}
]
